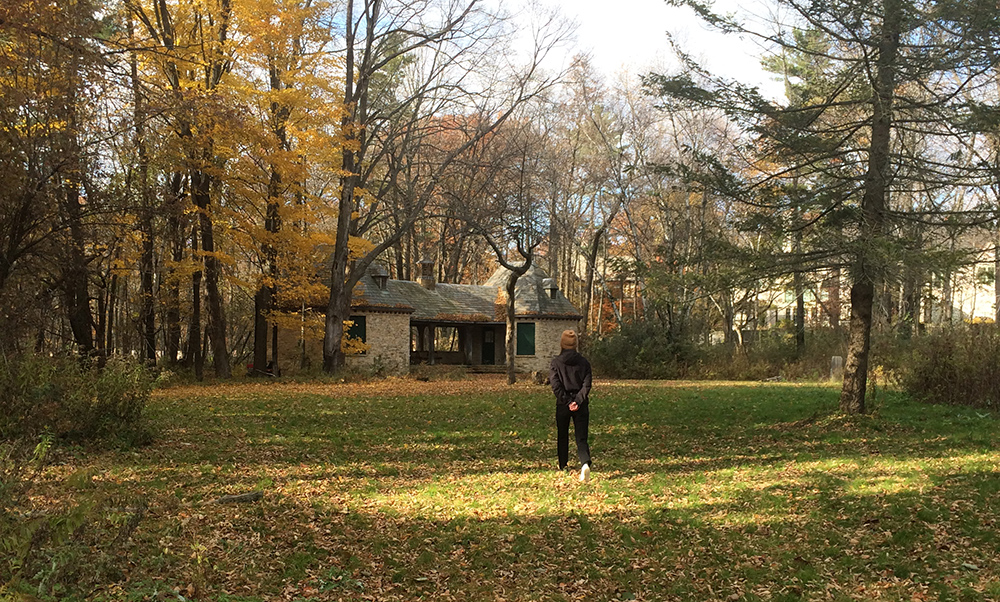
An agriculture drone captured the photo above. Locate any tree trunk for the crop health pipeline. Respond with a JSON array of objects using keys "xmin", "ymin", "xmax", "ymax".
[
  {"xmin": 839, "ymin": 0, "xmax": 901, "ymax": 415},
  {"xmin": 324, "ymin": 291, "xmax": 350, "ymax": 372},
  {"xmin": 62, "ymin": 181, "xmax": 95, "ymax": 356},
  {"xmin": 840, "ymin": 278, "xmax": 873, "ymax": 414},
  {"xmin": 324, "ymin": 0, "xmax": 370, "ymax": 373},
  {"xmin": 793, "ymin": 269, "xmax": 805, "ymax": 354},
  {"xmin": 394, "ymin": 236, "xmax": 405, "ymax": 281},
  {"xmin": 96, "ymin": 285, "xmax": 107, "ymax": 356},
  {"xmin": 324, "ymin": 0, "xmax": 353, "ymax": 374},
  {"xmin": 323, "ymin": 136, "xmax": 356, "ymax": 373},
  {"xmin": 164, "ymin": 173, "xmax": 184, "ymax": 365},
  {"xmin": 253, "ymin": 285, "xmax": 271, "ymax": 375},
  {"xmin": 272, "ymin": 323, "xmax": 279, "ymax": 373},
  {"xmin": 34, "ymin": 296, "xmax": 50, "ymax": 353},
  {"xmin": 941, "ymin": 266, "xmax": 953, "ymax": 324},
  {"xmin": 548, "ymin": 195, "xmax": 559, "ymax": 285},
  {"xmin": 57, "ymin": 48, "xmax": 95, "ymax": 358},
  {"xmin": 132, "ymin": 16, "xmax": 156, "ymax": 366},
  {"xmin": 324, "ymin": 137, "xmax": 356, "ymax": 372},
  {"xmin": 827, "ymin": 267, "xmax": 841, "ymax": 329},
  {"xmin": 254, "ymin": 56, "xmax": 289, "ymax": 376},
  {"xmin": 253, "ymin": 175, "xmax": 281, "ymax": 376},
  {"xmin": 721, "ymin": 289, "xmax": 736, "ymax": 347},
  {"xmin": 192, "ymin": 170, "xmax": 231, "ymax": 378},
  {"xmin": 899, "ymin": 223, "xmax": 921, "ymax": 338},
  {"xmin": 106, "ymin": 273, "xmax": 118, "ymax": 355},
  {"xmin": 190, "ymin": 224, "xmax": 204, "ymax": 380},
  {"xmin": 901, "ymin": 262, "xmax": 920, "ymax": 339},
  {"xmin": 793, "ymin": 221, "xmax": 805, "ymax": 355},
  {"xmin": 581, "ymin": 227, "xmax": 605, "ymax": 333},
  {"xmin": 995, "ymin": 225, "xmax": 1000, "ymax": 324},
  {"xmin": 877, "ymin": 279, "xmax": 892, "ymax": 327},
  {"xmin": 139, "ymin": 211, "xmax": 156, "ymax": 363},
  {"xmin": 445, "ymin": 228, "xmax": 466, "ymax": 283},
  {"xmin": 504, "ymin": 273, "xmax": 520, "ymax": 385}
]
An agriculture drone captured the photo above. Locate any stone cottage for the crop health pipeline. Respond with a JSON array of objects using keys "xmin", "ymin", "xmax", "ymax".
[{"xmin": 343, "ymin": 260, "xmax": 582, "ymax": 375}]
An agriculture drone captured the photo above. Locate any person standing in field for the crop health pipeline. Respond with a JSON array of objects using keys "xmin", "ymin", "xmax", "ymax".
[{"xmin": 549, "ymin": 329, "xmax": 593, "ymax": 482}]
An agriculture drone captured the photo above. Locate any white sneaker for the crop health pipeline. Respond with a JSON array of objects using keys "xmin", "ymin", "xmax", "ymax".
[{"xmin": 579, "ymin": 464, "xmax": 590, "ymax": 483}]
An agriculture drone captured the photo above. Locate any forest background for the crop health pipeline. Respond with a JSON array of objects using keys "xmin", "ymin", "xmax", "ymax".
[
  {"xmin": 8, "ymin": 0, "xmax": 1000, "ymax": 598},
  {"xmin": 4, "ymin": 0, "xmax": 1000, "ymax": 416}
]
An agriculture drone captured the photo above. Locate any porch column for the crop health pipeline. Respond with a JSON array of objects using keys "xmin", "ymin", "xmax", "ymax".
[
  {"xmin": 428, "ymin": 324, "xmax": 436, "ymax": 365},
  {"xmin": 458, "ymin": 327, "xmax": 469, "ymax": 365}
]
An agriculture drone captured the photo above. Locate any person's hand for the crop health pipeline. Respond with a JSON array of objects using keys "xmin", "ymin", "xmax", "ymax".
[{"xmin": 569, "ymin": 401, "xmax": 579, "ymax": 412}]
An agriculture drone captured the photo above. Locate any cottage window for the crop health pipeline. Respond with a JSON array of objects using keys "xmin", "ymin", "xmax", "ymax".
[
  {"xmin": 347, "ymin": 316, "xmax": 367, "ymax": 352},
  {"xmin": 516, "ymin": 322, "xmax": 535, "ymax": 356}
]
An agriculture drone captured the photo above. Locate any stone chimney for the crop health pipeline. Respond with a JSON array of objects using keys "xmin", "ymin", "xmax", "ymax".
[
  {"xmin": 417, "ymin": 258, "xmax": 435, "ymax": 290},
  {"xmin": 542, "ymin": 278, "xmax": 558, "ymax": 299}
]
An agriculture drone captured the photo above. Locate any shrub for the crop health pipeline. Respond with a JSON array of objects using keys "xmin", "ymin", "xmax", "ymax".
[
  {"xmin": 691, "ymin": 342, "xmax": 784, "ymax": 381},
  {"xmin": 0, "ymin": 435, "xmax": 52, "ymax": 524},
  {"xmin": 0, "ymin": 354, "xmax": 152, "ymax": 598},
  {"xmin": 588, "ymin": 323, "xmax": 694, "ymax": 379},
  {"xmin": 590, "ymin": 323, "xmax": 851, "ymax": 382},
  {"xmin": 1, "ymin": 434, "xmax": 146, "ymax": 599},
  {"xmin": 1, "ymin": 434, "xmax": 59, "ymax": 594},
  {"xmin": 868, "ymin": 329, "xmax": 913, "ymax": 388},
  {"xmin": 0, "ymin": 354, "xmax": 152, "ymax": 445},
  {"xmin": 900, "ymin": 325, "xmax": 1000, "ymax": 409}
]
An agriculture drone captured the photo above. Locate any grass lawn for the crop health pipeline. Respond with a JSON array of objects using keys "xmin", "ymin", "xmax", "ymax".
[{"xmin": 27, "ymin": 376, "xmax": 1000, "ymax": 601}]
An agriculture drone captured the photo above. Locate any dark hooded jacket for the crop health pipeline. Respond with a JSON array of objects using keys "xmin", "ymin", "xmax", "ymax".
[{"xmin": 549, "ymin": 349, "xmax": 592, "ymax": 408}]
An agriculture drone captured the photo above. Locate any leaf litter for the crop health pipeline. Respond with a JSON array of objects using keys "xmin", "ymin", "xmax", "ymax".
[{"xmin": 23, "ymin": 379, "xmax": 1000, "ymax": 601}]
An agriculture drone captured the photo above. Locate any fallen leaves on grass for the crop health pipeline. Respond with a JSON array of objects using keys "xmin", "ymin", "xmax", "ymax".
[{"xmin": 18, "ymin": 379, "xmax": 1000, "ymax": 601}]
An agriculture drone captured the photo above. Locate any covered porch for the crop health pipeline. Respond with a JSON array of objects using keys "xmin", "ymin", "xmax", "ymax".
[{"xmin": 410, "ymin": 321, "xmax": 506, "ymax": 366}]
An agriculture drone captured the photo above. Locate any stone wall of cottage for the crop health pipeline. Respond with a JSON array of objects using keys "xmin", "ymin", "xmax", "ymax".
[
  {"xmin": 273, "ymin": 313, "xmax": 577, "ymax": 376},
  {"xmin": 345, "ymin": 311, "xmax": 411, "ymax": 375},
  {"xmin": 514, "ymin": 318, "xmax": 581, "ymax": 374}
]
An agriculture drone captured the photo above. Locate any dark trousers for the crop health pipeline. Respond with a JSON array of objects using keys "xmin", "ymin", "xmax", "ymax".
[{"xmin": 556, "ymin": 404, "xmax": 591, "ymax": 469}]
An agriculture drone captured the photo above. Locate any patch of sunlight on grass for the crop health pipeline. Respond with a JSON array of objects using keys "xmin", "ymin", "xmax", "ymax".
[
  {"xmin": 847, "ymin": 474, "xmax": 912, "ymax": 496},
  {"xmin": 36, "ymin": 380, "xmax": 1000, "ymax": 602}
]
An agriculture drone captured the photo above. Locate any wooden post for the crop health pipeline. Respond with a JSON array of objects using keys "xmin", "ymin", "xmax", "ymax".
[{"xmin": 429, "ymin": 325, "xmax": 436, "ymax": 365}]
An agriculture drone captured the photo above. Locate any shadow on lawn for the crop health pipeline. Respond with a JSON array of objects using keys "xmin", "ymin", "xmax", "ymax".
[
  {"xmin": 24, "ymin": 382, "xmax": 1000, "ymax": 601},
  {"xmin": 117, "ymin": 463, "xmax": 1000, "ymax": 602},
  {"xmin": 128, "ymin": 381, "xmax": 1000, "ymax": 506},
  {"xmin": 133, "ymin": 411, "xmax": 999, "ymax": 484}
]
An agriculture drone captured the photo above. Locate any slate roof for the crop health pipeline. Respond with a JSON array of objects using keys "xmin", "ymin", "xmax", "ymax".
[
  {"xmin": 484, "ymin": 264, "xmax": 582, "ymax": 319},
  {"xmin": 352, "ymin": 263, "xmax": 582, "ymax": 322},
  {"xmin": 349, "ymin": 273, "xmax": 416, "ymax": 313}
]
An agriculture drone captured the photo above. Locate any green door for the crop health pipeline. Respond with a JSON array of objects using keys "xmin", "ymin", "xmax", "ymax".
[{"xmin": 482, "ymin": 328, "xmax": 495, "ymax": 365}]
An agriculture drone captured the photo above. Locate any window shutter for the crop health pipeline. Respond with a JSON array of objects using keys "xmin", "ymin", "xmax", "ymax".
[{"xmin": 516, "ymin": 322, "xmax": 535, "ymax": 355}]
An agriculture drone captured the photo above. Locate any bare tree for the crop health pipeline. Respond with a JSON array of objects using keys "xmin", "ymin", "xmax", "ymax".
[
  {"xmin": 440, "ymin": 114, "xmax": 550, "ymax": 383},
  {"xmin": 322, "ymin": 0, "xmax": 571, "ymax": 372}
]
